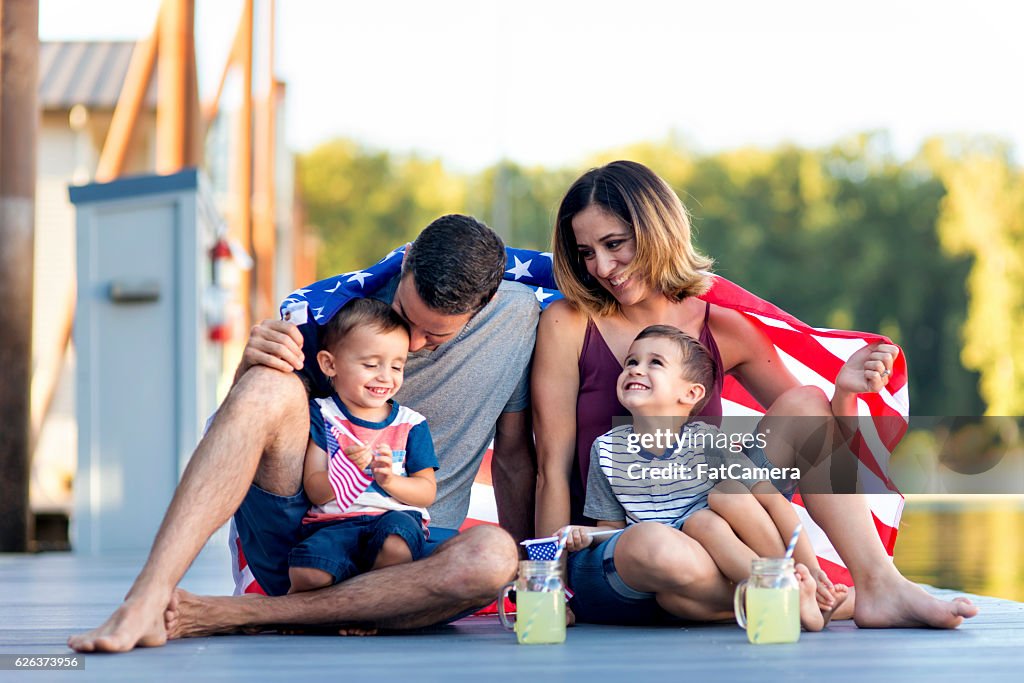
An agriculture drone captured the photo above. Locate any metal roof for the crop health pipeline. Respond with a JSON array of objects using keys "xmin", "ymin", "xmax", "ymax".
[{"xmin": 39, "ymin": 41, "xmax": 157, "ymax": 111}]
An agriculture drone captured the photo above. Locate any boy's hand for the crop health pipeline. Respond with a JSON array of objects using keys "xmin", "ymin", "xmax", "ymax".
[
  {"xmin": 557, "ymin": 525, "xmax": 592, "ymax": 552},
  {"xmin": 370, "ymin": 444, "xmax": 394, "ymax": 487},
  {"xmin": 343, "ymin": 443, "xmax": 373, "ymax": 470}
]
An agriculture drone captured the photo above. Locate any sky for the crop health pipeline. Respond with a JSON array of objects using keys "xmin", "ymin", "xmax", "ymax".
[{"xmin": 39, "ymin": 0, "xmax": 1024, "ymax": 171}]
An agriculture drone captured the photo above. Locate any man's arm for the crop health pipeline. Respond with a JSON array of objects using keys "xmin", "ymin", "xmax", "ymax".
[{"xmin": 492, "ymin": 409, "xmax": 536, "ymax": 544}]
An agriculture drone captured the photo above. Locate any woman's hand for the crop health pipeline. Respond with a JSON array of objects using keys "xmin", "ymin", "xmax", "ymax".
[{"xmin": 835, "ymin": 342, "xmax": 899, "ymax": 395}]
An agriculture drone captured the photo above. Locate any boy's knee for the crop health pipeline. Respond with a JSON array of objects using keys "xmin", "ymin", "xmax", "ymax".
[
  {"xmin": 289, "ymin": 566, "xmax": 334, "ymax": 592},
  {"xmin": 708, "ymin": 485, "xmax": 758, "ymax": 518},
  {"xmin": 374, "ymin": 535, "xmax": 413, "ymax": 568},
  {"xmin": 683, "ymin": 509, "xmax": 724, "ymax": 540}
]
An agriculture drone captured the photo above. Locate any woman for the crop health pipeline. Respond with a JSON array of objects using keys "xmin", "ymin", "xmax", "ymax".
[{"xmin": 532, "ymin": 160, "xmax": 977, "ymax": 628}]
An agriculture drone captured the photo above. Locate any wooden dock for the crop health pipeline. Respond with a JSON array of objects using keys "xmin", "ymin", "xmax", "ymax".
[{"xmin": 2, "ymin": 540, "xmax": 1022, "ymax": 682}]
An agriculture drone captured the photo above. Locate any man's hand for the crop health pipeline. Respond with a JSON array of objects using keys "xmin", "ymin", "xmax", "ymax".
[
  {"xmin": 343, "ymin": 443, "xmax": 373, "ymax": 471},
  {"xmin": 370, "ymin": 444, "xmax": 394, "ymax": 487},
  {"xmin": 235, "ymin": 319, "xmax": 305, "ymax": 382}
]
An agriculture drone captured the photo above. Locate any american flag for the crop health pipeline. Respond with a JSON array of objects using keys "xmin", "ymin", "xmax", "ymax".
[
  {"xmin": 324, "ymin": 421, "xmax": 374, "ymax": 512},
  {"xmin": 231, "ymin": 244, "xmax": 906, "ymax": 594}
]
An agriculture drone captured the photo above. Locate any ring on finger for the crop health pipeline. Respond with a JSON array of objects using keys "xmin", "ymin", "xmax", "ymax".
[{"xmin": 881, "ymin": 369, "xmax": 890, "ymax": 378}]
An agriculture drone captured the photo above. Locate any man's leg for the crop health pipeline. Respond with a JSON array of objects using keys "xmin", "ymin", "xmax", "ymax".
[
  {"xmin": 761, "ymin": 386, "xmax": 978, "ymax": 628},
  {"xmin": 163, "ymin": 524, "xmax": 518, "ymax": 636},
  {"xmin": 68, "ymin": 367, "xmax": 310, "ymax": 652}
]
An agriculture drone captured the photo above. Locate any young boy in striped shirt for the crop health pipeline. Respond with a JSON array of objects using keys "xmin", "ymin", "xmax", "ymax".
[{"xmin": 561, "ymin": 324, "xmax": 849, "ymax": 630}]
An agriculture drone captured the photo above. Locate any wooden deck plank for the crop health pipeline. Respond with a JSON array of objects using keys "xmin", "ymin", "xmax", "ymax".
[{"xmin": 1, "ymin": 542, "xmax": 1021, "ymax": 682}]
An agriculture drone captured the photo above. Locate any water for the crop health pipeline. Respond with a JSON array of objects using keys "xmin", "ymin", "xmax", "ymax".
[
  {"xmin": 745, "ymin": 586, "xmax": 800, "ymax": 644},
  {"xmin": 515, "ymin": 591, "xmax": 566, "ymax": 644},
  {"xmin": 893, "ymin": 498, "xmax": 1024, "ymax": 602}
]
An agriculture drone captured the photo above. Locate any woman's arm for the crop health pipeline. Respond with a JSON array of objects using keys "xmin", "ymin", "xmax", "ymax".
[
  {"xmin": 711, "ymin": 306, "xmax": 801, "ymax": 409},
  {"xmin": 303, "ymin": 439, "xmax": 335, "ymax": 506},
  {"xmin": 532, "ymin": 300, "xmax": 587, "ymax": 538}
]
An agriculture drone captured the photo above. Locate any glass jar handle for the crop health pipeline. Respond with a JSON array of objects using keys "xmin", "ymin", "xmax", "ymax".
[
  {"xmin": 733, "ymin": 578, "xmax": 749, "ymax": 629},
  {"xmin": 497, "ymin": 581, "xmax": 516, "ymax": 630}
]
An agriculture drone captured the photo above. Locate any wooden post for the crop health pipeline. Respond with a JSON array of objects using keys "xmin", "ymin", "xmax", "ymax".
[
  {"xmin": 252, "ymin": 0, "xmax": 276, "ymax": 318},
  {"xmin": 156, "ymin": 0, "xmax": 193, "ymax": 174},
  {"xmin": 233, "ymin": 0, "xmax": 254, "ymax": 326},
  {"xmin": 95, "ymin": 21, "xmax": 158, "ymax": 182},
  {"xmin": 0, "ymin": 0, "xmax": 39, "ymax": 552}
]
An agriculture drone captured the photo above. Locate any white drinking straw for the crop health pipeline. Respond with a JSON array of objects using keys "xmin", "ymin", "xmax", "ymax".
[{"xmin": 783, "ymin": 523, "xmax": 803, "ymax": 559}]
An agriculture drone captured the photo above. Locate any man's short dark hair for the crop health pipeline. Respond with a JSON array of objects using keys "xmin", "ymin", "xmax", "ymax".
[
  {"xmin": 321, "ymin": 297, "xmax": 409, "ymax": 351},
  {"xmin": 402, "ymin": 214, "xmax": 506, "ymax": 315}
]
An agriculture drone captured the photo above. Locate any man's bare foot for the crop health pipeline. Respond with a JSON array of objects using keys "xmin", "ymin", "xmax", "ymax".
[
  {"xmin": 821, "ymin": 584, "xmax": 850, "ymax": 628},
  {"xmin": 164, "ymin": 588, "xmax": 245, "ymax": 639},
  {"xmin": 854, "ymin": 573, "xmax": 979, "ymax": 629},
  {"xmin": 68, "ymin": 595, "xmax": 169, "ymax": 652},
  {"xmin": 795, "ymin": 563, "xmax": 824, "ymax": 632}
]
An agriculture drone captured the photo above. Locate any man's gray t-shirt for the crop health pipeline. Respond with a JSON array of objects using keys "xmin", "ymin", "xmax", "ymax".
[{"xmin": 372, "ymin": 276, "xmax": 539, "ymax": 528}]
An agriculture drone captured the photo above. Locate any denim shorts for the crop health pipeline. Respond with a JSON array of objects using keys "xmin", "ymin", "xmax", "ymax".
[
  {"xmin": 233, "ymin": 483, "xmax": 457, "ymax": 596},
  {"xmin": 290, "ymin": 511, "xmax": 426, "ymax": 584},
  {"xmin": 566, "ymin": 529, "xmax": 680, "ymax": 625}
]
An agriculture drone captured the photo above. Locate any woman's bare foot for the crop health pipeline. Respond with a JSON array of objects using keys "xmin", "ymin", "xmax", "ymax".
[
  {"xmin": 854, "ymin": 573, "xmax": 979, "ymax": 628},
  {"xmin": 795, "ymin": 563, "xmax": 824, "ymax": 632},
  {"xmin": 68, "ymin": 594, "xmax": 169, "ymax": 652}
]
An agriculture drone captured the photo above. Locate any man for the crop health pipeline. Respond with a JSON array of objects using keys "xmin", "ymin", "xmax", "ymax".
[{"xmin": 69, "ymin": 215, "xmax": 539, "ymax": 652}]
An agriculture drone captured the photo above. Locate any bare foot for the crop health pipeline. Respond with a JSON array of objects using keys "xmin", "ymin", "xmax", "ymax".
[
  {"xmin": 164, "ymin": 588, "xmax": 245, "ymax": 639},
  {"xmin": 821, "ymin": 583, "xmax": 850, "ymax": 628},
  {"xmin": 854, "ymin": 573, "xmax": 979, "ymax": 629},
  {"xmin": 830, "ymin": 585, "xmax": 855, "ymax": 621},
  {"xmin": 68, "ymin": 595, "xmax": 169, "ymax": 652},
  {"xmin": 812, "ymin": 568, "xmax": 836, "ymax": 612},
  {"xmin": 795, "ymin": 563, "xmax": 824, "ymax": 632}
]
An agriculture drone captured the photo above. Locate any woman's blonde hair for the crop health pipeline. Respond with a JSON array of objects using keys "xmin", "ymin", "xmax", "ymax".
[{"xmin": 552, "ymin": 160, "xmax": 714, "ymax": 316}]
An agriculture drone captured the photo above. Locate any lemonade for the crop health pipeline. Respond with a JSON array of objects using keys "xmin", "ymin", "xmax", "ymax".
[
  {"xmin": 745, "ymin": 585, "xmax": 799, "ymax": 644},
  {"xmin": 514, "ymin": 590, "xmax": 566, "ymax": 644}
]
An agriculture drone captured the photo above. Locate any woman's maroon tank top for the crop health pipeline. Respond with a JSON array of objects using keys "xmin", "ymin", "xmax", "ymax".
[{"xmin": 569, "ymin": 302, "xmax": 724, "ymax": 524}]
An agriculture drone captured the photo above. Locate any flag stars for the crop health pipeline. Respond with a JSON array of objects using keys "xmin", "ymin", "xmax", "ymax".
[
  {"xmin": 346, "ymin": 271, "xmax": 373, "ymax": 287},
  {"xmin": 506, "ymin": 256, "xmax": 533, "ymax": 280},
  {"xmin": 534, "ymin": 287, "xmax": 554, "ymax": 303},
  {"xmin": 324, "ymin": 280, "xmax": 342, "ymax": 294}
]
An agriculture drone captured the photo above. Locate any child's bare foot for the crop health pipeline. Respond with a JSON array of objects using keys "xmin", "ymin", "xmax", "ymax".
[
  {"xmin": 795, "ymin": 563, "xmax": 824, "ymax": 632},
  {"xmin": 812, "ymin": 568, "xmax": 836, "ymax": 612},
  {"xmin": 821, "ymin": 583, "xmax": 850, "ymax": 628}
]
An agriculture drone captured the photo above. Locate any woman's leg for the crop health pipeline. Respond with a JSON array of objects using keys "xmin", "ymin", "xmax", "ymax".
[{"xmin": 762, "ymin": 386, "xmax": 978, "ymax": 628}]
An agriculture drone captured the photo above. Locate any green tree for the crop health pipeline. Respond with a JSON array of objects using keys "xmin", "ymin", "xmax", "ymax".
[{"xmin": 927, "ymin": 138, "xmax": 1024, "ymax": 414}]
